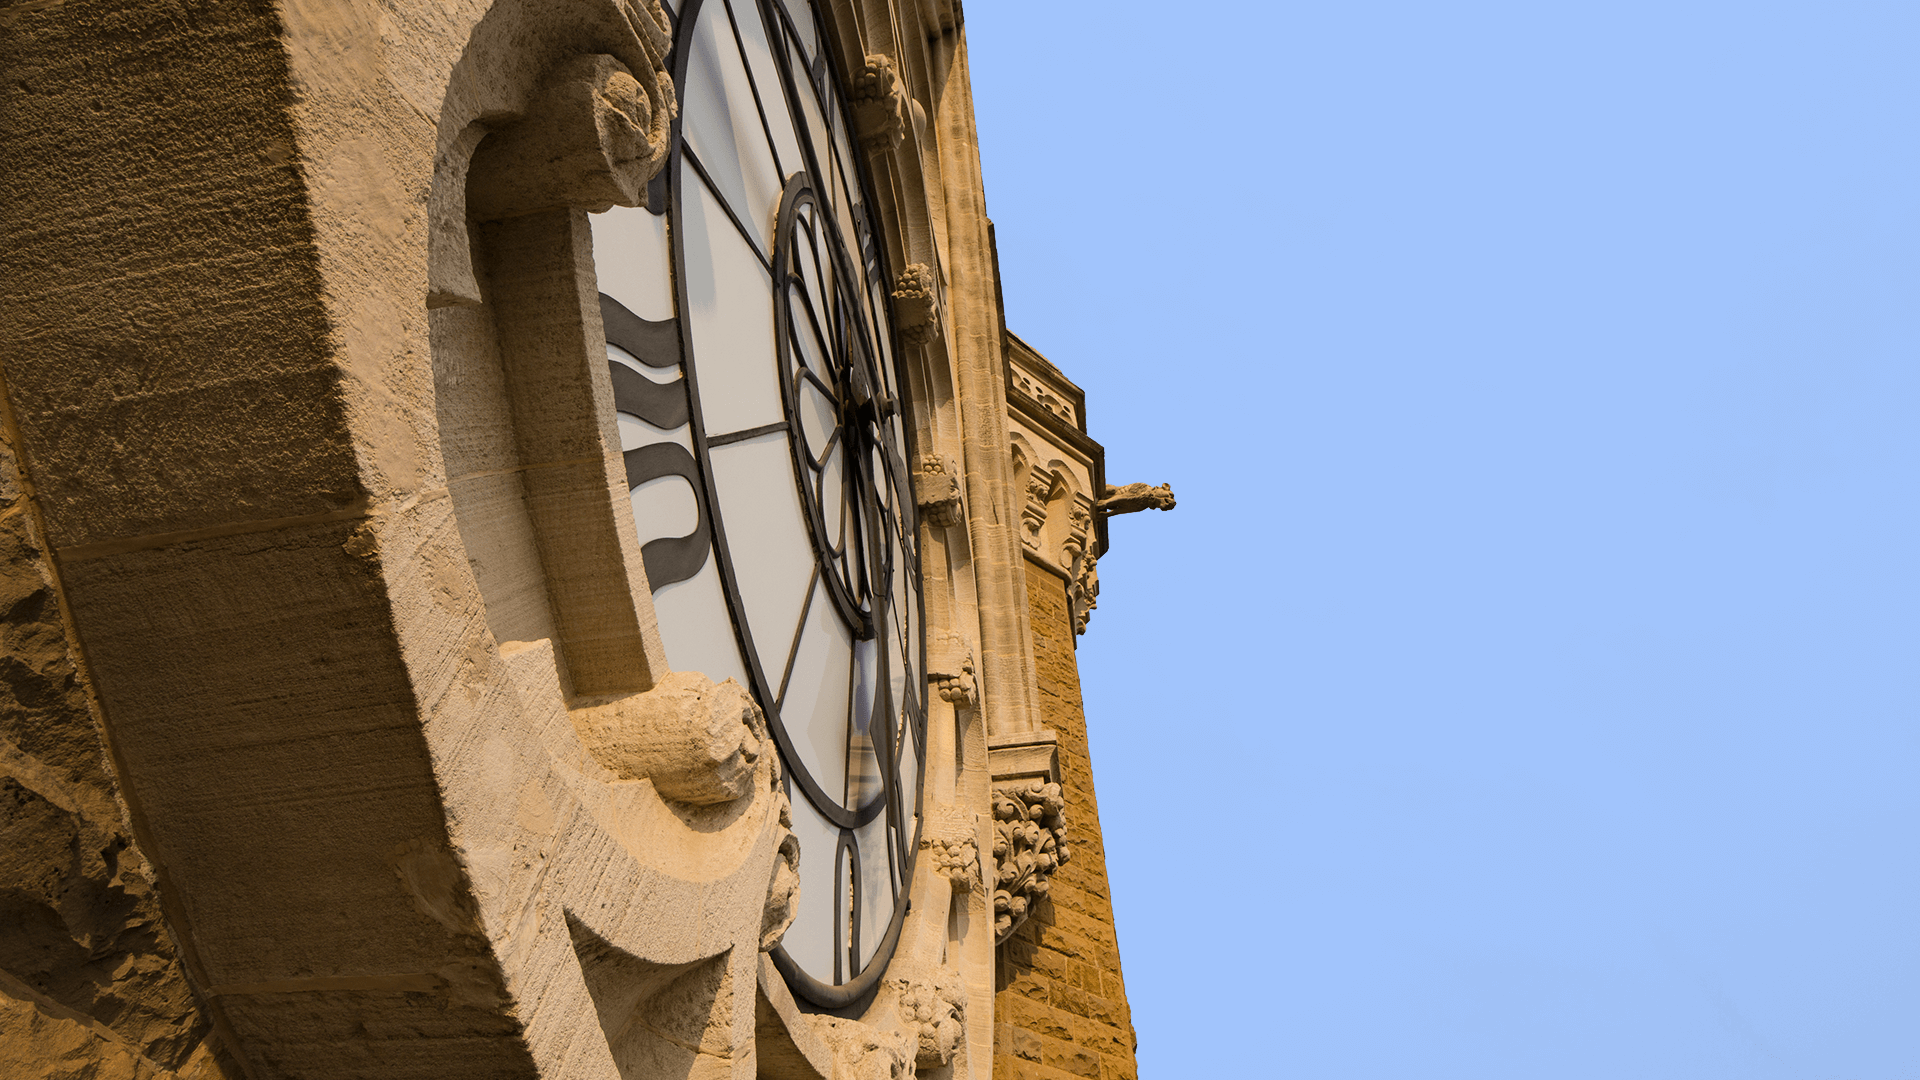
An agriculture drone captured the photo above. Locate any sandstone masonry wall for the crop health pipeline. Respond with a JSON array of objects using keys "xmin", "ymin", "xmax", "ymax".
[{"xmin": 992, "ymin": 563, "xmax": 1139, "ymax": 1080}]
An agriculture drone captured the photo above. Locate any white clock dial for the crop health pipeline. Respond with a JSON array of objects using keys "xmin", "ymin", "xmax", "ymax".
[{"xmin": 591, "ymin": 0, "xmax": 925, "ymax": 1007}]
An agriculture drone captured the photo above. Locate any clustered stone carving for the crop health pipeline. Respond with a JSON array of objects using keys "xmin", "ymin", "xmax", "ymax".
[
  {"xmin": 926, "ymin": 630, "xmax": 976, "ymax": 707},
  {"xmin": 913, "ymin": 453, "xmax": 961, "ymax": 528},
  {"xmin": 893, "ymin": 969, "xmax": 967, "ymax": 1068},
  {"xmin": 850, "ymin": 53, "xmax": 908, "ymax": 151},
  {"xmin": 570, "ymin": 670, "xmax": 764, "ymax": 805},
  {"xmin": 991, "ymin": 781, "xmax": 1070, "ymax": 942},
  {"xmin": 925, "ymin": 834, "xmax": 980, "ymax": 893},
  {"xmin": 1021, "ymin": 468, "xmax": 1054, "ymax": 552},
  {"xmin": 1096, "ymin": 481, "xmax": 1176, "ymax": 516},
  {"xmin": 891, "ymin": 263, "xmax": 940, "ymax": 345}
]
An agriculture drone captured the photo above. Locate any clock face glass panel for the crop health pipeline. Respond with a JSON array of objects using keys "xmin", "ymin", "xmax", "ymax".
[{"xmin": 588, "ymin": 0, "xmax": 924, "ymax": 1001}]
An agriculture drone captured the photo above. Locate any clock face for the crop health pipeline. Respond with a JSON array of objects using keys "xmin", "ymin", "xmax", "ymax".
[{"xmin": 589, "ymin": 0, "xmax": 925, "ymax": 1003}]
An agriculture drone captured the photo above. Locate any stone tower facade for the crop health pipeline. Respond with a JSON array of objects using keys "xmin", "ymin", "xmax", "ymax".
[{"xmin": 0, "ymin": 2, "xmax": 1170, "ymax": 1077}]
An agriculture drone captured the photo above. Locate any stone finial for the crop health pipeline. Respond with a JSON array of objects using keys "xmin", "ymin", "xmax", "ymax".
[
  {"xmin": 467, "ymin": 50, "xmax": 677, "ymax": 219},
  {"xmin": 570, "ymin": 670, "xmax": 764, "ymax": 805},
  {"xmin": 891, "ymin": 263, "xmax": 940, "ymax": 345},
  {"xmin": 1096, "ymin": 482, "xmax": 1175, "ymax": 516},
  {"xmin": 849, "ymin": 53, "xmax": 907, "ymax": 151},
  {"xmin": 991, "ymin": 781, "xmax": 1071, "ymax": 942},
  {"xmin": 913, "ymin": 453, "xmax": 961, "ymax": 528}
]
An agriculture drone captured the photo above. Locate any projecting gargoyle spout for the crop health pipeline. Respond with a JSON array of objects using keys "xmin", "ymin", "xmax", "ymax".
[{"xmin": 1095, "ymin": 482, "xmax": 1176, "ymax": 515}]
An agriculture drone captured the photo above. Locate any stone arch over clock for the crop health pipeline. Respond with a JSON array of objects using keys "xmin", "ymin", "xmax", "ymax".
[{"xmin": 592, "ymin": 0, "xmax": 927, "ymax": 1008}]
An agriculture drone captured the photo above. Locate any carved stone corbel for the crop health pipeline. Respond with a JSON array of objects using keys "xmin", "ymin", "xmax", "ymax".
[
  {"xmin": 849, "ymin": 53, "xmax": 907, "ymax": 152},
  {"xmin": 431, "ymin": 0, "xmax": 676, "ymax": 306},
  {"xmin": 991, "ymin": 780, "xmax": 1070, "ymax": 942},
  {"xmin": 913, "ymin": 452, "xmax": 961, "ymax": 528},
  {"xmin": 891, "ymin": 263, "xmax": 941, "ymax": 346},
  {"xmin": 468, "ymin": 51, "xmax": 676, "ymax": 220},
  {"xmin": 810, "ymin": 1015, "xmax": 914, "ymax": 1080},
  {"xmin": 570, "ymin": 670, "xmax": 764, "ymax": 805},
  {"xmin": 925, "ymin": 630, "xmax": 975, "ymax": 707}
]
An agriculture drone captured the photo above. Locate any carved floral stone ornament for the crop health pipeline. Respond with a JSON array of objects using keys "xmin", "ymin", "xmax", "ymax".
[{"xmin": 991, "ymin": 781, "xmax": 1072, "ymax": 942}]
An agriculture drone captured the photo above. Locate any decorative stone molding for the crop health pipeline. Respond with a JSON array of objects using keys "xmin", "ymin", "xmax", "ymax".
[
  {"xmin": 1069, "ymin": 553, "xmax": 1099, "ymax": 637},
  {"xmin": 991, "ymin": 780, "xmax": 1071, "ymax": 942},
  {"xmin": 1009, "ymin": 363, "xmax": 1077, "ymax": 429},
  {"xmin": 926, "ymin": 630, "xmax": 976, "ymax": 707},
  {"xmin": 892, "ymin": 968, "xmax": 967, "ymax": 1068},
  {"xmin": 1021, "ymin": 467, "xmax": 1054, "ymax": 551},
  {"xmin": 570, "ymin": 670, "xmax": 764, "ymax": 805},
  {"xmin": 850, "ymin": 53, "xmax": 908, "ymax": 152},
  {"xmin": 891, "ymin": 263, "xmax": 941, "ymax": 346},
  {"xmin": 761, "ymin": 792, "xmax": 802, "ymax": 950},
  {"xmin": 913, "ymin": 453, "xmax": 961, "ymax": 528},
  {"xmin": 1096, "ymin": 481, "xmax": 1176, "ymax": 516},
  {"xmin": 467, "ymin": 48, "xmax": 678, "ymax": 220},
  {"xmin": 1061, "ymin": 498, "xmax": 1098, "ymax": 634}
]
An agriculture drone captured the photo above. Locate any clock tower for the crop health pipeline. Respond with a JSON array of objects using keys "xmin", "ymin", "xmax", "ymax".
[{"xmin": 0, "ymin": 0, "xmax": 1170, "ymax": 1077}]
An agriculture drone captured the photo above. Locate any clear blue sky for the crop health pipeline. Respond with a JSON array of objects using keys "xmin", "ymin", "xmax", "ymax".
[{"xmin": 966, "ymin": 2, "xmax": 1920, "ymax": 1076}]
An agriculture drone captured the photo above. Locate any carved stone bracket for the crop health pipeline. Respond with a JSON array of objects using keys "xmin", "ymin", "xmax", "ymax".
[
  {"xmin": 850, "ymin": 53, "xmax": 907, "ymax": 152},
  {"xmin": 570, "ymin": 670, "xmax": 763, "ymax": 805},
  {"xmin": 810, "ymin": 1015, "xmax": 914, "ymax": 1080},
  {"xmin": 468, "ymin": 51, "xmax": 676, "ymax": 220},
  {"xmin": 925, "ymin": 630, "xmax": 975, "ymax": 707},
  {"xmin": 891, "ymin": 263, "xmax": 941, "ymax": 346},
  {"xmin": 913, "ymin": 452, "xmax": 961, "ymax": 528},
  {"xmin": 991, "ymin": 780, "xmax": 1070, "ymax": 943}
]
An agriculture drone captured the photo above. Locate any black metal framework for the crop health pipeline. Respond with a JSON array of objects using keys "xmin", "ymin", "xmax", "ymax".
[{"xmin": 606, "ymin": 0, "xmax": 926, "ymax": 1009}]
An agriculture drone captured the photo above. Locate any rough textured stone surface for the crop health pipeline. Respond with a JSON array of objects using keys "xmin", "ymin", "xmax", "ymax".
[
  {"xmin": 993, "ymin": 568, "xmax": 1139, "ymax": 1080},
  {"xmin": 0, "ymin": 415, "xmax": 240, "ymax": 1079}
]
